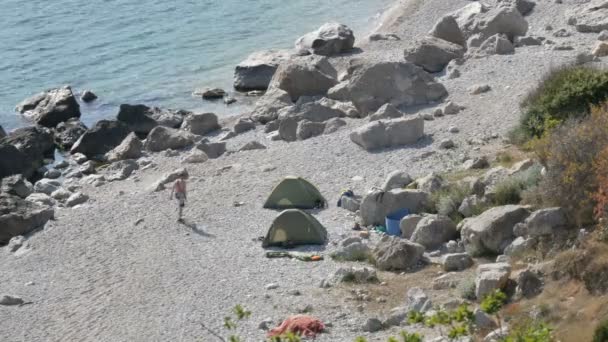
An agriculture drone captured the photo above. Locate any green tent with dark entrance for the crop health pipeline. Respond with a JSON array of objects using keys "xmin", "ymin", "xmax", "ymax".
[
  {"xmin": 263, "ymin": 176, "xmax": 326, "ymax": 209},
  {"xmin": 262, "ymin": 209, "xmax": 328, "ymax": 248}
]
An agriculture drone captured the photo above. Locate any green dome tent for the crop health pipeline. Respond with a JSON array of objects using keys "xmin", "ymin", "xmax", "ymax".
[
  {"xmin": 263, "ymin": 176, "xmax": 326, "ymax": 209},
  {"xmin": 262, "ymin": 209, "xmax": 328, "ymax": 248}
]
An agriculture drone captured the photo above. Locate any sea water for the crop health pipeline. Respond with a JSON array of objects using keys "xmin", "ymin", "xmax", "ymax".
[{"xmin": 0, "ymin": 0, "xmax": 391, "ymax": 131}]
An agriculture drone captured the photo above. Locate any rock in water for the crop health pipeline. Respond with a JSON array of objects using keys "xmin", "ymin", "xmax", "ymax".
[
  {"xmin": 144, "ymin": 126, "xmax": 195, "ymax": 152},
  {"xmin": 295, "ymin": 22, "xmax": 355, "ymax": 56},
  {"xmin": 117, "ymin": 104, "xmax": 185, "ymax": 137},
  {"xmin": 54, "ymin": 118, "xmax": 87, "ymax": 149},
  {"xmin": 197, "ymin": 88, "xmax": 226, "ymax": 99},
  {"xmin": 15, "ymin": 86, "xmax": 81, "ymax": 127},
  {"xmin": 105, "ymin": 133, "xmax": 143, "ymax": 162},
  {"xmin": 71, "ymin": 120, "xmax": 131, "ymax": 158},
  {"xmin": 80, "ymin": 90, "xmax": 98, "ymax": 102},
  {"xmin": 328, "ymin": 60, "xmax": 447, "ymax": 114},
  {"xmin": 404, "ymin": 37, "xmax": 465, "ymax": 73},
  {"xmin": 234, "ymin": 50, "xmax": 292, "ymax": 91},
  {"xmin": 350, "ymin": 117, "xmax": 424, "ymax": 151},
  {"xmin": 268, "ymin": 55, "xmax": 337, "ymax": 101},
  {"xmin": 0, "ymin": 125, "xmax": 6, "ymax": 139},
  {"xmin": 0, "ymin": 194, "xmax": 54, "ymax": 244},
  {"xmin": 180, "ymin": 113, "xmax": 220, "ymax": 136}
]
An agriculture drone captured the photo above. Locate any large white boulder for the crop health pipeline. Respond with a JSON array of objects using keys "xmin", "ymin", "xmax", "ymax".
[
  {"xmin": 295, "ymin": 22, "xmax": 355, "ymax": 56},
  {"xmin": 328, "ymin": 60, "xmax": 447, "ymax": 114},
  {"xmin": 430, "ymin": 15, "xmax": 466, "ymax": 46},
  {"xmin": 359, "ymin": 188, "xmax": 429, "ymax": 226},
  {"xmin": 15, "ymin": 86, "xmax": 81, "ymax": 128},
  {"xmin": 410, "ymin": 215, "xmax": 458, "ymax": 250},
  {"xmin": 373, "ymin": 236, "xmax": 425, "ymax": 271},
  {"xmin": 180, "ymin": 113, "xmax": 220, "ymax": 136},
  {"xmin": 250, "ymin": 88, "xmax": 293, "ymax": 124},
  {"xmin": 404, "ymin": 37, "xmax": 466, "ymax": 73},
  {"xmin": 144, "ymin": 126, "xmax": 196, "ymax": 152},
  {"xmin": 460, "ymin": 205, "xmax": 530, "ymax": 256},
  {"xmin": 268, "ymin": 55, "xmax": 337, "ymax": 101},
  {"xmin": 234, "ymin": 49, "xmax": 292, "ymax": 91},
  {"xmin": 475, "ymin": 263, "xmax": 511, "ymax": 300},
  {"xmin": 105, "ymin": 133, "xmax": 143, "ymax": 162},
  {"xmin": 350, "ymin": 117, "xmax": 424, "ymax": 151}
]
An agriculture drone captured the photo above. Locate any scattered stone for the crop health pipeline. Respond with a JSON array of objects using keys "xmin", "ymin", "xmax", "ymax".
[
  {"xmin": 474, "ymin": 34, "xmax": 515, "ymax": 56},
  {"xmin": 458, "ymin": 195, "xmax": 483, "ymax": 217},
  {"xmin": 430, "ymin": 15, "xmax": 466, "ymax": 46},
  {"xmin": 340, "ymin": 196, "xmax": 361, "ymax": 213},
  {"xmin": 180, "ymin": 113, "xmax": 220, "ymax": 136},
  {"xmin": 448, "ymin": 126, "xmax": 460, "ymax": 133},
  {"xmin": 422, "ymin": 113, "xmax": 435, "ymax": 121},
  {"xmin": 324, "ymin": 118, "xmax": 347, "ymax": 134},
  {"xmin": 350, "ymin": 117, "xmax": 424, "ymax": 151},
  {"xmin": 51, "ymin": 188, "xmax": 72, "ymax": 201},
  {"xmin": 400, "ymin": 214, "xmax": 424, "ymax": 239},
  {"xmin": 443, "ymin": 101, "xmax": 464, "ymax": 115},
  {"xmin": 362, "ymin": 318, "xmax": 383, "ymax": 332},
  {"xmin": 469, "ymin": 84, "xmax": 492, "ymax": 95},
  {"xmin": 406, "ymin": 287, "xmax": 433, "ymax": 312},
  {"xmin": 414, "ymin": 173, "xmax": 444, "ymax": 194},
  {"xmin": 462, "ymin": 156, "xmax": 490, "ymax": 170},
  {"xmin": 16, "ymin": 86, "xmax": 81, "ymax": 127},
  {"xmin": 332, "ymin": 241, "xmax": 371, "ymax": 261},
  {"xmin": 460, "ymin": 205, "xmax": 531, "ymax": 256},
  {"xmin": 196, "ymin": 88, "xmax": 226, "ymax": 99},
  {"xmin": 411, "ymin": 215, "xmax": 458, "ymax": 250},
  {"xmin": 1, "ymin": 194, "xmax": 54, "ymax": 244},
  {"xmin": 368, "ymin": 33, "xmax": 401, "ymax": 41},
  {"xmin": 196, "ymin": 141, "xmax": 226, "ymax": 159},
  {"xmin": 553, "ymin": 44, "xmax": 574, "ymax": 51},
  {"xmin": 233, "ymin": 118, "xmax": 256, "ymax": 134},
  {"xmin": 79, "ymin": 161, "xmax": 96, "ymax": 175},
  {"xmin": 516, "ymin": 269, "xmax": 543, "ymax": 298},
  {"xmin": 359, "ymin": 188, "xmax": 429, "ymax": 226},
  {"xmin": 566, "ymin": 1, "xmax": 608, "ymax": 33},
  {"xmin": 265, "ymin": 283, "xmax": 279, "ymax": 290},
  {"xmin": 439, "ymin": 139, "xmax": 455, "ymax": 149},
  {"xmin": 1, "ymin": 175, "xmax": 34, "ymax": 198},
  {"xmin": 599, "ymin": 30, "xmax": 608, "ymax": 41},
  {"xmin": 432, "ymin": 273, "xmax": 460, "ymax": 290},
  {"xmin": 44, "ymin": 169, "xmax": 61, "ymax": 179},
  {"xmin": 296, "ymin": 120, "xmax": 326, "ymax": 140},
  {"xmin": 181, "ymin": 150, "xmax": 209, "ymax": 164},
  {"xmin": 251, "ymin": 88, "xmax": 293, "ymax": 124},
  {"xmin": 54, "ymin": 118, "xmax": 88, "ymax": 149},
  {"xmin": 34, "ymin": 179, "xmax": 61, "ymax": 195},
  {"xmin": 368, "ymin": 103, "xmax": 403, "ymax": 122},
  {"xmin": 116, "ymin": 104, "xmax": 184, "ymax": 136},
  {"xmin": 80, "ymin": 90, "xmax": 97, "ymax": 102},
  {"xmin": 441, "ymin": 253, "xmax": 474, "ymax": 271},
  {"xmin": 105, "ymin": 160, "xmax": 139, "ymax": 181},
  {"xmin": 373, "ymin": 236, "xmax": 425, "ymax": 271},
  {"xmin": 474, "ymin": 308, "xmax": 498, "ymax": 331},
  {"xmin": 295, "ymin": 22, "xmax": 355, "ymax": 56},
  {"xmin": 66, "ymin": 192, "xmax": 89, "ymax": 207},
  {"xmin": 234, "ymin": 50, "xmax": 292, "ymax": 91},
  {"xmin": 433, "ymin": 108, "xmax": 444, "ymax": 117},
  {"xmin": 239, "ymin": 141, "xmax": 267, "ymax": 151},
  {"xmin": 258, "ymin": 318, "xmax": 274, "ymax": 331},
  {"xmin": 475, "ymin": 263, "xmax": 511, "ymax": 300},
  {"xmin": 520, "ymin": 207, "xmax": 568, "ymax": 236},
  {"xmin": 576, "ymin": 52, "xmax": 596, "ymax": 65},
  {"xmin": 0, "ymin": 294, "xmax": 24, "ymax": 306},
  {"xmin": 515, "ymin": 36, "xmax": 543, "ymax": 46},
  {"xmin": 25, "ymin": 193, "xmax": 56, "ymax": 207},
  {"xmin": 73, "ymin": 153, "xmax": 87, "ymax": 164},
  {"xmin": 332, "ymin": 267, "xmax": 378, "ymax": 283},
  {"xmin": 382, "ymin": 171, "xmax": 413, "ymax": 191},
  {"xmin": 592, "ymin": 41, "xmax": 608, "ymax": 57}
]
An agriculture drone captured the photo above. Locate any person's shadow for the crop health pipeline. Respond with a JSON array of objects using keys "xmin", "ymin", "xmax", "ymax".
[{"xmin": 179, "ymin": 219, "xmax": 215, "ymax": 238}]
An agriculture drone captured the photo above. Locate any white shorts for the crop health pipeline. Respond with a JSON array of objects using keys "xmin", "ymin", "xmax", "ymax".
[{"xmin": 175, "ymin": 193, "xmax": 186, "ymax": 207}]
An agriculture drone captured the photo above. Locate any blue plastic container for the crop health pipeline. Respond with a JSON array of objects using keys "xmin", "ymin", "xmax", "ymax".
[{"xmin": 385, "ymin": 208, "xmax": 410, "ymax": 236}]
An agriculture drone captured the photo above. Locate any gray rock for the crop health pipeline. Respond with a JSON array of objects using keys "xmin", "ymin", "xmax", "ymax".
[
  {"xmin": 239, "ymin": 141, "xmax": 266, "ymax": 151},
  {"xmin": 53, "ymin": 118, "xmax": 88, "ymax": 149},
  {"xmin": 34, "ymin": 179, "xmax": 61, "ymax": 195},
  {"xmin": 430, "ymin": 15, "xmax": 466, "ymax": 46},
  {"xmin": 474, "ymin": 308, "xmax": 497, "ymax": 330},
  {"xmin": 181, "ymin": 150, "xmax": 208, "ymax": 164},
  {"xmin": 368, "ymin": 103, "xmax": 404, "ymax": 122},
  {"xmin": 328, "ymin": 60, "xmax": 447, "ymax": 114},
  {"xmin": 79, "ymin": 161, "xmax": 96, "ymax": 175},
  {"xmin": 516, "ymin": 269, "xmax": 543, "ymax": 298},
  {"xmin": 359, "ymin": 189, "xmax": 429, "ymax": 226},
  {"xmin": 1, "ymin": 175, "xmax": 34, "ymax": 199},
  {"xmin": 460, "ymin": 205, "xmax": 530, "ymax": 256},
  {"xmin": 80, "ymin": 90, "xmax": 97, "ymax": 102},
  {"xmin": 485, "ymin": 327, "xmax": 509, "ymax": 341},
  {"xmin": 350, "ymin": 117, "xmax": 424, "ymax": 151},
  {"xmin": 332, "ymin": 267, "xmax": 378, "ymax": 283},
  {"xmin": 475, "ymin": 263, "xmax": 511, "ymax": 300},
  {"xmin": 258, "ymin": 318, "xmax": 274, "ymax": 331},
  {"xmin": 458, "ymin": 195, "xmax": 482, "ymax": 217},
  {"xmin": 411, "ymin": 215, "xmax": 458, "ymax": 250},
  {"xmin": 233, "ymin": 118, "xmax": 256, "ymax": 134},
  {"xmin": 1, "ymin": 194, "xmax": 54, "ymax": 244},
  {"xmin": 432, "ymin": 272, "xmax": 460, "ymax": 290},
  {"xmin": 151, "ymin": 168, "xmax": 189, "ymax": 192},
  {"xmin": 383, "ymin": 307, "xmax": 408, "ymax": 327},
  {"xmin": 373, "ymin": 236, "xmax": 425, "ymax": 271},
  {"xmin": 180, "ymin": 113, "xmax": 220, "ymax": 136},
  {"xmin": 250, "ymin": 88, "xmax": 293, "ymax": 124},
  {"xmin": 400, "ymin": 214, "xmax": 424, "ymax": 239},
  {"xmin": 414, "ymin": 173, "xmax": 444, "ymax": 193},
  {"xmin": 523, "ymin": 207, "xmax": 568, "ymax": 236},
  {"xmin": 234, "ymin": 49, "xmax": 292, "ymax": 91},
  {"xmin": 515, "ymin": 36, "xmax": 543, "ymax": 46},
  {"xmin": 116, "ymin": 104, "xmax": 179, "ymax": 136},
  {"xmin": 454, "ymin": 2, "xmax": 528, "ymax": 42},
  {"xmin": 599, "ymin": 30, "xmax": 608, "ymax": 41},
  {"xmin": 7, "ymin": 235, "xmax": 26, "ymax": 253},
  {"xmin": 368, "ymin": 33, "xmax": 401, "ymax": 41},
  {"xmin": 1, "ymin": 126, "xmax": 55, "ymax": 179},
  {"xmin": 0, "ymin": 294, "xmax": 24, "ymax": 306},
  {"xmin": 106, "ymin": 160, "xmax": 139, "ymax": 181},
  {"xmin": 462, "ymin": 156, "xmax": 490, "ymax": 170},
  {"xmin": 443, "ymin": 101, "xmax": 464, "ymax": 115},
  {"xmin": 66, "ymin": 192, "xmax": 89, "ymax": 207},
  {"xmin": 268, "ymin": 55, "xmax": 337, "ymax": 101},
  {"xmin": 265, "ymin": 283, "xmax": 279, "ymax": 290},
  {"xmin": 219, "ymin": 131, "xmax": 237, "ymax": 141},
  {"xmin": 296, "ymin": 120, "xmax": 326, "ymax": 140},
  {"xmin": 196, "ymin": 141, "xmax": 226, "ymax": 159},
  {"xmin": 405, "ymin": 36, "xmax": 465, "ymax": 73},
  {"xmin": 469, "ymin": 84, "xmax": 492, "ymax": 95},
  {"xmin": 593, "ymin": 41, "xmax": 608, "ymax": 57},
  {"xmin": 473, "ymin": 34, "xmax": 514, "ymax": 57},
  {"xmin": 144, "ymin": 126, "xmax": 195, "ymax": 152},
  {"xmin": 324, "ymin": 118, "xmax": 347, "ymax": 134},
  {"xmin": 332, "ymin": 242, "xmax": 371, "ymax": 261},
  {"xmin": 382, "ymin": 171, "xmax": 413, "ymax": 191},
  {"xmin": 295, "ymin": 22, "xmax": 355, "ymax": 56},
  {"xmin": 441, "ymin": 253, "xmax": 474, "ymax": 271},
  {"xmin": 105, "ymin": 133, "xmax": 143, "ymax": 162},
  {"xmin": 73, "ymin": 153, "xmax": 87, "ymax": 164},
  {"xmin": 197, "ymin": 88, "xmax": 226, "ymax": 99},
  {"xmin": 406, "ymin": 287, "xmax": 433, "ymax": 312},
  {"xmin": 44, "ymin": 169, "xmax": 61, "ymax": 179},
  {"xmin": 362, "ymin": 318, "xmax": 383, "ymax": 332},
  {"xmin": 51, "ymin": 188, "xmax": 72, "ymax": 201},
  {"xmin": 567, "ymin": 0, "xmax": 608, "ymax": 33},
  {"xmin": 0, "ymin": 125, "xmax": 5, "ymax": 139},
  {"xmin": 340, "ymin": 196, "xmax": 360, "ymax": 212},
  {"xmin": 25, "ymin": 193, "xmax": 56, "ymax": 207},
  {"xmin": 439, "ymin": 139, "xmax": 455, "ymax": 149},
  {"xmin": 504, "ymin": 236, "xmax": 536, "ymax": 257},
  {"xmin": 71, "ymin": 120, "xmax": 131, "ymax": 159},
  {"xmin": 16, "ymin": 86, "xmax": 81, "ymax": 127}
]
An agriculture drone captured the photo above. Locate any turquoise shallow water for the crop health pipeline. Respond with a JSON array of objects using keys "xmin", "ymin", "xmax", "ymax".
[{"xmin": 0, "ymin": 0, "xmax": 390, "ymax": 131}]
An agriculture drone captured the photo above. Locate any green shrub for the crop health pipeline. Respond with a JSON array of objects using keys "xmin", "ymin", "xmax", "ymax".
[
  {"xmin": 594, "ymin": 319, "xmax": 608, "ymax": 342},
  {"xmin": 491, "ymin": 165, "xmax": 543, "ymax": 206},
  {"xmin": 520, "ymin": 65, "xmax": 608, "ymax": 139},
  {"xmin": 505, "ymin": 320, "xmax": 552, "ymax": 342},
  {"xmin": 430, "ymin": 183, "xmax": 471, "ymax": 222}
]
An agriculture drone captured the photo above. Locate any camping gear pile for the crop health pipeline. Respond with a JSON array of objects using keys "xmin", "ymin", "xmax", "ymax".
[{"xmin": 261, "ymin": 177, "xmax": 328, "ymax": 248}]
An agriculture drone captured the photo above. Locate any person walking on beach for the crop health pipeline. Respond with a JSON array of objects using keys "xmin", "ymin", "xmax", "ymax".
[{"xmin": 170, "ymin": 174, "xmax": 188, "ymax": 222}]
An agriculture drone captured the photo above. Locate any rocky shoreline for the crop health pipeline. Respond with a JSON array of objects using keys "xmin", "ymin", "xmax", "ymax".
[{"xmin": 2, "ymin": 0, "xmax": 608, "ymax": 340}]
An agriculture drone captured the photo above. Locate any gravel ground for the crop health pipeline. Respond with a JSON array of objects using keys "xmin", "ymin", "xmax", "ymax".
[{"xmin": 1, "ymin": 0, "xmax": 607, "ymax": 341}]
